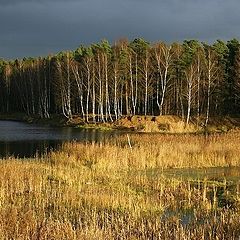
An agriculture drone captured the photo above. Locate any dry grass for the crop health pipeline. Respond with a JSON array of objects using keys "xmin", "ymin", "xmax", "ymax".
[
  {"xmin": 116, "ymin": 115, "xmax": 199, "ymax": 133},
  {"xmin": 0, "ymin": 132, "xmax": 240, "ymax": 239},
  {"xmin": 114, "ymin": 115, "xmax": 240, "ymax": 133}
]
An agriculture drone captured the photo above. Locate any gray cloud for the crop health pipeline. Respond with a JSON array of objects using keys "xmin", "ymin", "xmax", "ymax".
[
  {"xmin": 0, "ymin": 0, "xmax": 80, "ymax": 6},
  {"xmin": 1, "ymin": 0, "xmax": 240, "ymax": 59}
]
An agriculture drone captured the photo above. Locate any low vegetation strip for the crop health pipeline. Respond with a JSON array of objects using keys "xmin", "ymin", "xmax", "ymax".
[{"xmin": 0, "ymin": 132, "xmax": 240, "ymax": 239}]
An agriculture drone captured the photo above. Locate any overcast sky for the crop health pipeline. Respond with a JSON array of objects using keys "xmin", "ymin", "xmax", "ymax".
[{"xmin": 1, "ymin": 0, "xmax": 240, "ymax": 59}]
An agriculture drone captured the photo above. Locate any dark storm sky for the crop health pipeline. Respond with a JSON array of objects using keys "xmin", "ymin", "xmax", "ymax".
[{"xmin": 1, "ymin": 0, "xmax": 240, "ymax": 59}]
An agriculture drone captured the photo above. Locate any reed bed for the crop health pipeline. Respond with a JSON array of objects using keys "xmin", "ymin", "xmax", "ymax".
[{"xmin": 0, "ymin": 131, "xmax": 240, "ymax": 239}]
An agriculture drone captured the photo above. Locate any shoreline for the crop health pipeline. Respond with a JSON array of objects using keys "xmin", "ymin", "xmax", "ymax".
[{"xmin": 0, "ymin": 113, "xmax": 240, "ymax": 134}]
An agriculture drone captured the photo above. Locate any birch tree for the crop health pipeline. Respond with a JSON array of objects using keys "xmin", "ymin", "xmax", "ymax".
[
  {"xmin": 154, "ymin": 42, "xmax": 173, "ymax": 115},
  {"xmin": 54, "ymin": 52, "xmax": 72, "ymax": 119},
  {"xmin": 203, "ymin": 45, "xmax": 221, "ymax": 126}
]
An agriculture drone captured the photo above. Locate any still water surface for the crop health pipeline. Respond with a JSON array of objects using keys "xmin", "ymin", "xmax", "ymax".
[{"xmin": 0, "ymin": 120, "xmax": 119, "ymax": 158}]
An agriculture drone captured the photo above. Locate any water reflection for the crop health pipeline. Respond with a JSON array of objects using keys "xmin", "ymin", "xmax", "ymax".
[
  {"xmin": 0, "ymin": 120, "xmax": 120, "ymax": 158},
  {"xmin": 0, "ymin": 140, "xmax": 62, "ymax": 158}
]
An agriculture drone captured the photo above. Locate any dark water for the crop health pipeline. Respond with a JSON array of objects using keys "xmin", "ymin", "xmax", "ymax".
[{"xmin": 0, "ymin": 120, "xmax": 120, "ymax": 158}]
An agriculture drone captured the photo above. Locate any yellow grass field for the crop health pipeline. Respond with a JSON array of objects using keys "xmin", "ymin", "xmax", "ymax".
[{"xmin": 0, "ymin": 131, "xmax": 240, "ymax": 239}]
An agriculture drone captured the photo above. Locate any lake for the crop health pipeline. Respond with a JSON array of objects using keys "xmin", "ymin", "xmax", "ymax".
[{"xmin": 0, "ymin": 120, "xmax": 119, "ymax": 158}]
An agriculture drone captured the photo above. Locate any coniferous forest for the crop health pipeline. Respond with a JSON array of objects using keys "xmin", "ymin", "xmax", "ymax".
[{"xmin": 1, "ymin": 38, "xmax": 240, "ymax": 124}]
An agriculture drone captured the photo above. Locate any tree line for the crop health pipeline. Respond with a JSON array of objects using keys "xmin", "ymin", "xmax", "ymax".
[{"xmin": 0, "ymin": 38, "xmax": 240, "ymax": 124}]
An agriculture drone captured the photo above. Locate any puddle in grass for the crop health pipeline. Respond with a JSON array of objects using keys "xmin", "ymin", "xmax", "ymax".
[{"xmin": 142, "ymin": 167, "xmax": 240, "ymax": 226}]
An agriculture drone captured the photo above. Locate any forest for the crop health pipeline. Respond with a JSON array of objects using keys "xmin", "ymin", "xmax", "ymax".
[{"xmin": 0, "ymin": 38, "xmax": 240, "ymax": 125}]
